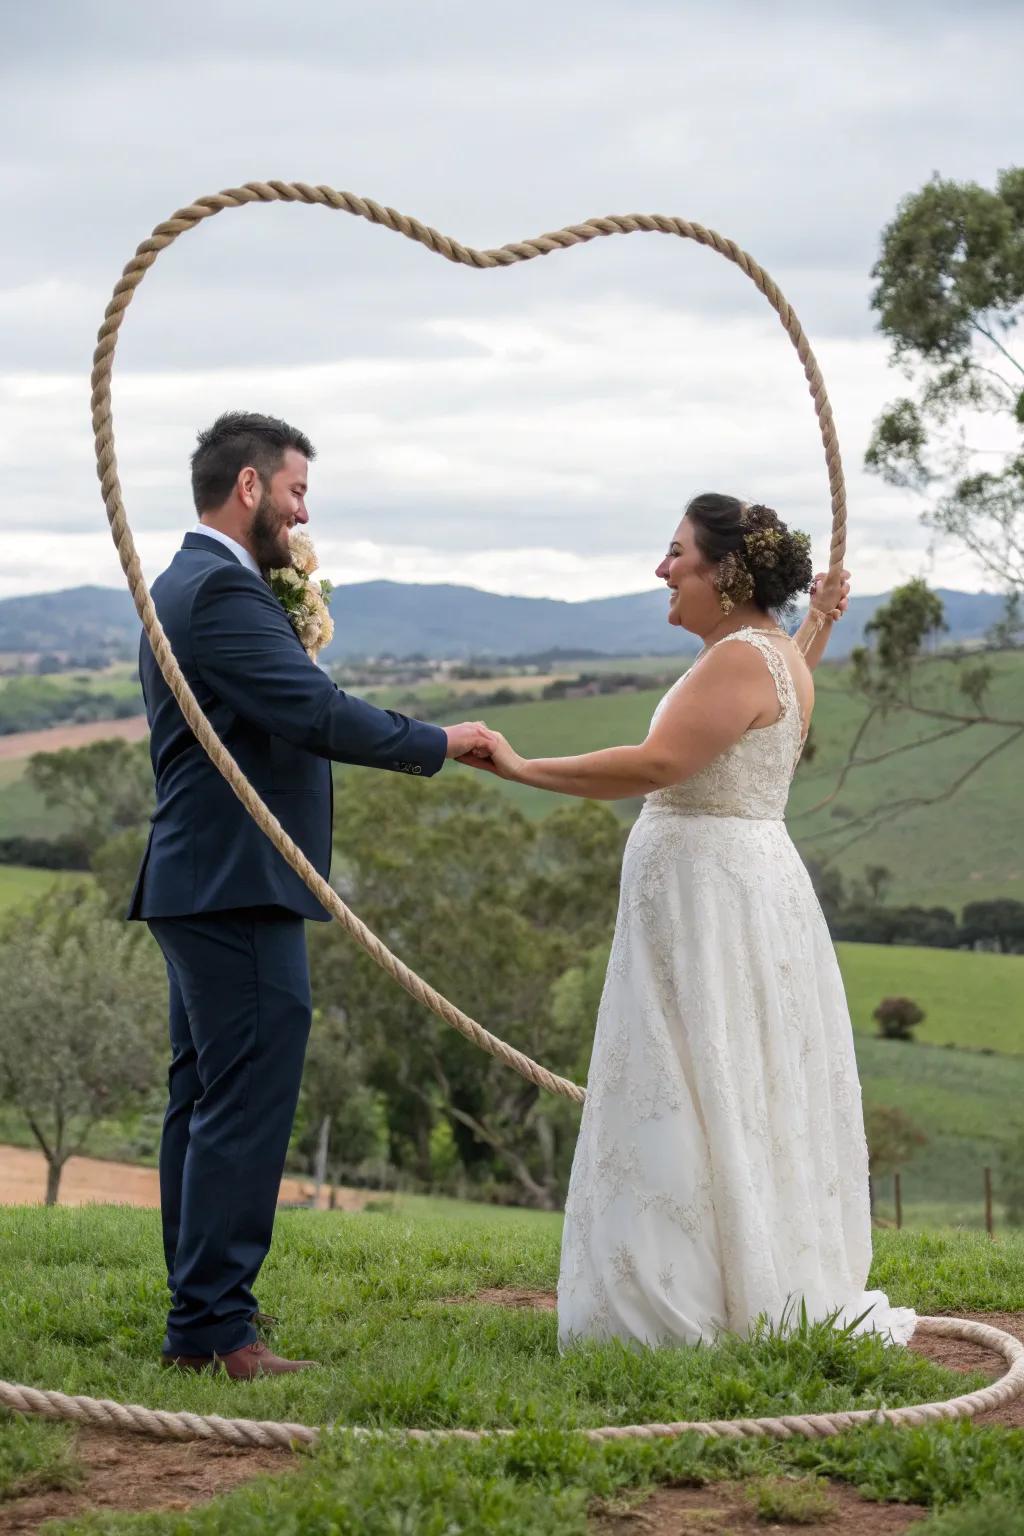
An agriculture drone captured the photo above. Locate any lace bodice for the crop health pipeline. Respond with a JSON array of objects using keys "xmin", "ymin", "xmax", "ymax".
[{"xmin": 644, "ymin": 628, "xmax": 805, "ymax": 821}]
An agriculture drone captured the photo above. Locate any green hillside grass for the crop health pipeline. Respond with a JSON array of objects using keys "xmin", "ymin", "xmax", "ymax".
[
  {"xmin": 1, "ymin": 1204, "xmax": 1023, "ymax": 1534},
  {"xmin": 837, "ymin": 943, "xmax": 1024, "ymax": 1054},
  {"xmin": 0, "ymin": 865, "xmax": 87, "ymax": 912},
  {"xmin": 428, "ymin": 651, "xmax": 1024, "ymax": 908},
  {"xmin": 854, "ymin": 1035, "xmax": 1024, "ymax": 1224}
]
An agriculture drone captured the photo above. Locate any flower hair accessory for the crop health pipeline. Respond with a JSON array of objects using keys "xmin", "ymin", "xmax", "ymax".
[
  {"xmin": 268, "ymin": 529, "xmax": 335, "ymax": 660},
  {"xmin": 714, "ymin": 503, "xmax": 809, "ymax": 613}
]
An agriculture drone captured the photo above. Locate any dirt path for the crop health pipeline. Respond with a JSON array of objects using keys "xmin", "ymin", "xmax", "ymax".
[
  {"xmin": 0, "ymin": 715, "xmax": 148, "ymax": 762},
  {"xmin": 0, "ymin": 1144, "xmax": 370, "ymax": 1212},
  {"xmin": 0, "ymin": 1431, "xmax": 298, "ymax": 1536}
]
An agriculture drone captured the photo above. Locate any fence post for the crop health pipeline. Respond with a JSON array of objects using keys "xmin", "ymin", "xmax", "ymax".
[
  {"xmin": 894, "ymin": 1170, "xmax": 903, "ymax": 1231},
  {"xmin": 984, "ymin": 1166, "xmax": 994, "ymax": 1239}
]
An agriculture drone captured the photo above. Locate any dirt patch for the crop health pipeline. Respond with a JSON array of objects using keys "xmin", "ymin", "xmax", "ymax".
[
  {"xmin": 909, "ymin": 1310, "xmax": 1024, "ymax": 1429},
  {"xmin": 0, "ymin": 1429, "xmax": 298, "ymax": 1535},
  {"xmin": 590, "ymin": 1480, "xmax": 925, "ymax": 1534},
  {"xmin": 0, "ymin": 715, "xmax": 149, "ymax": 763},
  {"xmin": 0, "ymin": 1143, "xmax": 371, "ymax": 1213},
  {"xmin": 446, "ymin": 1287, "xmax": 558, "ymax": 1310}
]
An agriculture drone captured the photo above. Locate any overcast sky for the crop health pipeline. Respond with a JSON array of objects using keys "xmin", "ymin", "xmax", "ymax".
[{"xmin": 2, "ymin": 0, "xmax": 1020, "ymax": 603}]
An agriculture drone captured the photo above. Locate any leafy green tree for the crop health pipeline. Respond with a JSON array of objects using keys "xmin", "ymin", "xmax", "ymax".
[
  {"xmin": 27, "ymin": 738, "xmax": 153, "ymax": 859},
  {"xmin": 306, "ymin": 770, "xmax": 619, "ymax": 1207},
  {"xmin": 999, "ymin": 1130, "xmax": 1024, "ymax": 1226},
  {"xmin": 798, "ymin": 172, "xmax": 1024, "ymax": 863},
  {"xmin": 960, "ymin": 898, "xmax": 1024, "ymax": 954},
  {"xmin": 866, "ymin": 167, "xmax": 1024, "ymax": 597},
  {"xmin": 864, "ymin": 1104, "xmax": 929, "ymax": 1177},
  {"xmin": 0, "ymin": 887, "xmax": 165, "ymax": 1203}
]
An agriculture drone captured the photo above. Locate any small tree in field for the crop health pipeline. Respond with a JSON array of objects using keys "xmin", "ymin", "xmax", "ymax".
[
  {"xmin": 1000, "ymin": 1131, "xmax": 1024, "ymax": 1226},
  {"xmin": 0, "ymin": 887, "xmax": 164, "ymax": 1203},
  {"xmin": 873, "ymin": 996, "xmax": 926, "ymax": 1042},
  {"xmin": 864, "ymin": 1105, "xmax": 929, "ymax": 1216}
]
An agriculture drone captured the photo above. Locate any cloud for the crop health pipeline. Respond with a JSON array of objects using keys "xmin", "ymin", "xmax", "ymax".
[{"xmin": 2, "ymin": 0, "xmax": 1020, "ymax": 600}]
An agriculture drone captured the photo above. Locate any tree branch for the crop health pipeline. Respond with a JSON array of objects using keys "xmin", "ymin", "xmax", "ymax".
[
  {"xmin": 971, "ymin": 321, "xmax": 1024, "ymax": 379},
  {"xmin": 792, "ymin": 721, "xmax": 976, "ymax": 820},
  {"xmin": 810, "ymin": 727, "xmax": 1024, "ymax": 857}
]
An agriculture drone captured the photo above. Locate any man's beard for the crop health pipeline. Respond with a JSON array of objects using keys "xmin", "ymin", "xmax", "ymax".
[{"xmin": 249, "ymin": 490, "xmax": 291, "ymax": 571}]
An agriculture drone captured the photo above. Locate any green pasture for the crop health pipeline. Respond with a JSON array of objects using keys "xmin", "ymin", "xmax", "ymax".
[
  {"xmin": 0, "ymin": 864, "xmax": 88, "ymax": 912},
  {"xmin": 463, "ymin": 650, "xmax": 1024, "ymax": 908},
  {"xmin": 837, "ymin": 943, "xmax": 1023, "ymax": 1055},
  {"xmin": 2, "ymin": 1203, "xmax": 1024, "ymax": 1533}
]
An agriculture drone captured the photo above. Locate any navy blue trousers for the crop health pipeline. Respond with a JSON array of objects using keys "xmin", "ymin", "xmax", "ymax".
[{"xmin": 148, "ymin": 908, "xmax": 312, "ymax": 1358}]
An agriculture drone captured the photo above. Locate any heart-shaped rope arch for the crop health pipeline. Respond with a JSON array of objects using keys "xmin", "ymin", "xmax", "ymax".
[
  {"xmin": 91, "ymin": 182, "xmax": 849, "ymax": 1108},
  {"xmin": 9, "ymin": 186, "xmax": 1024, "ymax": 1454}
]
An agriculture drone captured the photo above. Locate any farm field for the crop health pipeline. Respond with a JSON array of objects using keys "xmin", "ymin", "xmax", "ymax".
[{"xmin": 2, "ymin": 1201, "xmax": 1024, "ymax": 1533}]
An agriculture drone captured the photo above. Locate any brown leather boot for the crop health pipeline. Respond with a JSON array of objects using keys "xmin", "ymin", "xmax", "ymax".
[{"xmin": 161, "ymin": 1340, "xmax": 318, "ymax": 1378}]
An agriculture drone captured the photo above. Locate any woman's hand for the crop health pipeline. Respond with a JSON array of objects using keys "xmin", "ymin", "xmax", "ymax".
[
  {"xmin": 457, "ymin": 731, "xmax": 526, "ymax": 782},
  {"xmin": 809, "ymin": 568, "xmax": 851, "ymax": 622}
]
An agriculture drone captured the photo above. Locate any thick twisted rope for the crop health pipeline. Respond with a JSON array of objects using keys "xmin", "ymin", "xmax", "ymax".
[
  {"xmin": 2, "ymin": 1318, "xmax": 1020, "ymax": 1448},
  {"xmin": 90, "ymin": 183, "xmax": 848, "ymax": 1107}
]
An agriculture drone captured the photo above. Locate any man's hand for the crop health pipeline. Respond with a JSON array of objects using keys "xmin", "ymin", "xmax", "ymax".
[
  {"xmin": 809, "ymin": 568, "xmax": 851, "ymax": 622},
  {"xmin": 442, "ymin": 721, "xmax": 499, "ymax": 761}
]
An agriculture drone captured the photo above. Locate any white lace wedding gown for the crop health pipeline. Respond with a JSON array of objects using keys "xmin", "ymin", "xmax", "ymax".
[{"xmin": 558, "ymin": 628, "xmax": 916, "ymax": 1351}]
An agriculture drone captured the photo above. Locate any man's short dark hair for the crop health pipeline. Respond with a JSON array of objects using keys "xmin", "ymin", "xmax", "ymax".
[{"xmin": 190, "ymin": 412, "xmax": 317, "ymax": 513}]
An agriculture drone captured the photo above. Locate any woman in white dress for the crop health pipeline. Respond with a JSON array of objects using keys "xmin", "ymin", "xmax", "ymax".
[{"xmin": 465, "ymin": 494, "xmax": 915, "ymax": 1351}]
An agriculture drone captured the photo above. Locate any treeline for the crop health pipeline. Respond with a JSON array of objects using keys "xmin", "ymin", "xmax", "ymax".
[{"xmin": 807, "ymin": 861, "xmax": 1024, "ymax": 954}]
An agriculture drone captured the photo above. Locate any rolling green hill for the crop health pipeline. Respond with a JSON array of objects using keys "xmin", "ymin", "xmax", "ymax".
[{"xmin": 837, "ymin": 942, "xmax": 1022, "ymax": 1054}]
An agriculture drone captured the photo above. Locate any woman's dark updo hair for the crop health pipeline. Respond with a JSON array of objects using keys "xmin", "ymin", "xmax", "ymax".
[{"xmin": 684, "ymin": 492, "xmax": 813, "ymax": 616}]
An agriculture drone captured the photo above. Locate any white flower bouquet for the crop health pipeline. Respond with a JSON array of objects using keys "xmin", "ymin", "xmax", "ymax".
[{"xmin": 268, "ymin": 529, "xmax": 335, "ymax": 661}]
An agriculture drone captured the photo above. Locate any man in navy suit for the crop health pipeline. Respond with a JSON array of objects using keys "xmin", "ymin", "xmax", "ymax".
[{"xmin": 131, "ymin": 411, "xmax": 496, "ymax": 1377}]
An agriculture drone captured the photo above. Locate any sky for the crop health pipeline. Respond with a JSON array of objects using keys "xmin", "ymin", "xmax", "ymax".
[{"xmin": 2, "ymin": 0, "xmax": 1021, "ymax": 603}]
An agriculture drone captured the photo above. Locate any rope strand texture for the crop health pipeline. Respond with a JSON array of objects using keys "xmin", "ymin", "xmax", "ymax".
[
  {"xmin": 2, "ymin": 1318, "xmax": 1020, "ymax": 1448},
  {"xmin": 91, "ymin": 182, "xmax": 847, "ymax": 1106}
]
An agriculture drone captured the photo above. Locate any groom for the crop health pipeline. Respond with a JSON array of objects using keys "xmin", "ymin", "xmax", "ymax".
[{"xmin": 129, "ymin": 411, "xmax": 496, "ymax": 1377}]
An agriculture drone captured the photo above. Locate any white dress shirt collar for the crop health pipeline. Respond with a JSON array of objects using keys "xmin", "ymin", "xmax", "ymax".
[{"xmin": 194, "ymin": 523, "xmax": 262, "ymax": 579}]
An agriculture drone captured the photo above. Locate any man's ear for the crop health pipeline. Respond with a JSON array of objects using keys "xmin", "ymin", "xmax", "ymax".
[{"xmin": 238, "ymin": 467, "xmax": 261, "ymax": 509}]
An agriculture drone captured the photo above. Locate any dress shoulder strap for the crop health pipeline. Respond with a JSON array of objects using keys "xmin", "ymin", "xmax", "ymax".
[{"xmin": 711, "ymin": 627, "xmax": 798, "ymax": 724}]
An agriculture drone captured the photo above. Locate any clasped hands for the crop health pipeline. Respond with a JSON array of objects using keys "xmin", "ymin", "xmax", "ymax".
[{"xmin": 441, "ymin": 720, "xmax": 520, "ymax": 780}]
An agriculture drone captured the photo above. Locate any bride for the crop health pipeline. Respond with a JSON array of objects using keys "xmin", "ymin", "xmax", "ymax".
[{"xmin": 462, "ymin": 493, "xmax": 916, "ymax": 1351}]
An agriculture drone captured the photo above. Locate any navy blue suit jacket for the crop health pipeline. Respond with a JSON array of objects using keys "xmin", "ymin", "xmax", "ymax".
[{"xmin": 129, "ymin": 532, "xmax": 448, "ymax": 922}]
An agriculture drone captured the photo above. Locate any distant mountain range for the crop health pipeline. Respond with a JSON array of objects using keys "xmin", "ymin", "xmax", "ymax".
[{"xmin": 0, "ymin": 582, "xmax": 1009, "ymax": 664}]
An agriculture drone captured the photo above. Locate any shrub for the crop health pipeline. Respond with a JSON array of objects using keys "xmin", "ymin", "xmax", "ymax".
[{"xmin": 873, "ymin": 996, "xmax": 926, "ymax": 1041}]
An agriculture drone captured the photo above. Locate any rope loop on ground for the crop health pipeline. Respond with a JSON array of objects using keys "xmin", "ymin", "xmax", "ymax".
[
  {"xmin": 91, "ymin": 182, "xmax": 848, "ymax": 1106},
  {"xmin": 2, "ymin": 1318, "xmax": 1021, "ymax": 1448}
]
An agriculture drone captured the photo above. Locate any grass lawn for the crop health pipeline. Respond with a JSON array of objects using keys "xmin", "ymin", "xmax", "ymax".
[
  {"xmin": 837, "ymin": 943, "xmax": 1024, "ymax": 1055},
  {"xmin": 2, "ymin": 1203, "xmax": 1024, "ymax": 1532}
]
